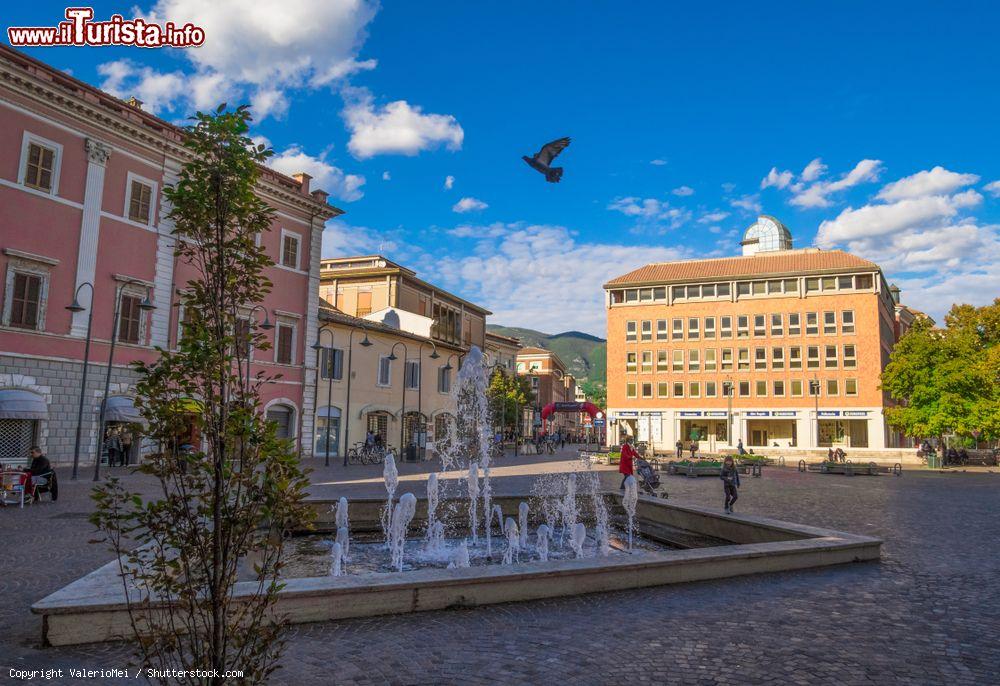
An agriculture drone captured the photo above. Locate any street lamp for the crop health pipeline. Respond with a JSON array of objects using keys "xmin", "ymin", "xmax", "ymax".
[
  {"xmin": 810, "ymin": 378, "xmax": 821, "ymax": 449},
  {"xmin": 244, "ymin": 305, "xmax": 274, "ymax": 389},
  {"xmin": 416, "ymin": 340, "xmax": 439, "ymax": 460},
  {"xmin": 94, "ymin": 279, "xmax": 156, "ymax": 481},
  {"xmin": 388, "ymin": 341, "xmax": 408, "ymax": 460},
  {"xmin": 722, "ymin": 379, "xmax": 734, "ymax": 449},
  {"xmin": 66, "ymin": 282, "xmax": 95, "ymax": 480},
  {"xmin": 311, "ymin": 326, "xmax": 336, "ymax": 467},
  {"xmin": 314, "ymin": 324, "xmax": 373, "ymax": 466}
]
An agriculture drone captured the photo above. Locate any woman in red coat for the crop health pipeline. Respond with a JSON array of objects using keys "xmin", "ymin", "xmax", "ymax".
[{"xmin": 619, "ymin": 435, "xmax": 637, "ymax": 489}]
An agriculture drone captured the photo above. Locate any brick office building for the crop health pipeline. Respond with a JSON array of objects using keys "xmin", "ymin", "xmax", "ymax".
[{"xmin": 604, "ymin": 216, "xmax": 924, "ymax": 455}]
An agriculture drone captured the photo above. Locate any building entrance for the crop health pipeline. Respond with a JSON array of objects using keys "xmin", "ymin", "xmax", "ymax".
[{"xmin": 747, "ymin": 420, "xmax": 797, "ymax": 448}]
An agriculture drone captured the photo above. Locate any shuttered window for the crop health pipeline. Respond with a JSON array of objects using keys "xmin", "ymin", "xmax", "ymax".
[{"xmin": 10, "ymin": 273, "xmax": 42, "ymax": 329}]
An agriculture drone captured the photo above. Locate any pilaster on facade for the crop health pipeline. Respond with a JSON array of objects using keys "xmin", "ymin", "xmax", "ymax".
[
  {"xmin": 150, "ymin": 158, "xmax": 181, "ymax": 348},
  {"xmin": 71, "ymin": 138, "xmax": 111, "ymax": 337}
]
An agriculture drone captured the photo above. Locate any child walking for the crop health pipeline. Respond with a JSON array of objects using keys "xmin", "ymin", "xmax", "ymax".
[{"xmin": 720, "ymin": 455, "xmax": 740, "ymax": 514}]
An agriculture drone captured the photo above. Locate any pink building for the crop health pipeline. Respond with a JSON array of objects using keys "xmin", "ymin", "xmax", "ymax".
[{"xmin": 0, "ymin": 45, "xmax": 340, "ymax": 466}]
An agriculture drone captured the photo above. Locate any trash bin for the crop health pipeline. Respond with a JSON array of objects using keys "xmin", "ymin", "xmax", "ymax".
[
  {"xmin": 926, "ymin": 453, "xmax": 939, "ymax": 469},
  {"xmin": 405, "ymin": 443, "xmax": 417, "ymax": 463}
]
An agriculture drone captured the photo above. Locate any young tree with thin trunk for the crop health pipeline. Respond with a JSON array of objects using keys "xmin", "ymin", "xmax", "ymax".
[{"xmin": 91, "ymin": 105, "xmax": 312, "ymax": 685}]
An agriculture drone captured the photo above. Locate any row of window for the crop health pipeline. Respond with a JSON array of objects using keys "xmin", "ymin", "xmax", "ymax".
[
  {"xmin": 610, "ymin": 274, "xmax": 875, "ymax": 305},
  {"xmin": 625, "ymin": 344, "xmax": 859, "ymax": 373},
  {"xmin": 320, "ymin": 351, "xmax": 454, "ymax": 393},
  {"xmin": 625, "ymin": 377, "xmax": 859, "ymax": 399},
  {"xmin": 626, "ymin": 310, "xmax": 855, "ymax": 342}
]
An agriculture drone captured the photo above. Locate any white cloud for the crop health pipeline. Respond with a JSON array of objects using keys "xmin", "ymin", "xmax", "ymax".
[
  {"xmin": 730, "ymin": 194, "xmax": 762, "ymax": 213},
  {"xmin": 607, "ymin": 197, "xmax": 690, "ymax": 231},
  {"xmin": 444, "ymin": 175, "xmax": 455, "ymax": 190},
  {"xmin": 876, "ymin": 166, "xmax": 980, "ymax": 201},
  {"xmin": 698, "ymin": 211, "xmax": 730, "ymax": 224},
  {"xmin": 249, "ymin": 88, "xmax": 289, "ymax": 121},
  {"xmin": 342, "ymin": 87, "xmax": 464, "ymax": 159},
  {"xmin": 800, "ymin": 158, "xmax": 827, "ymax": 182},
  {"xmin": 790, "ymin": 159, "xmax": 883, "ymax": 208},
  {"xmin": 267, "ymin": 145, "xmax": 366, "ymax": 202},
  {"xmin": 650, "ymin": 159, "xmax": 667, "ymax": 166},
  {"xmin": 816, "ymin": 191, "xmax": 982, "ymax": 246},
  {"xmin": 97, "ymin": 60, "xmax": 187, "ymax": 114},
  {"xmin": 672, "ymin": 185, "xmax": 695, "ymax": 196},
  {"xmin": 721, "ymin": 182, "xmax": 736, "ymax": 193},
  {"xmin": 760, "ymin": 167, "xmax": 793, "ymax": 190},
  {"xmin": 985, "ymin": 180, "xmax": 1000, "ymax": 197},
  {"xmin": 382, "ymin": 171, "xmax": 391, "ymax": 181},
  {"xmin": 452, "ymin": 197, "xmax": 488, "ymax": 213}
]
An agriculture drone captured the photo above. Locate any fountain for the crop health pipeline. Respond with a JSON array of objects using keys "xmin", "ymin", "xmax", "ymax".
[
  {"xmin": 335, "ymin": 526, "xmax": 350, "ymax": 565},
  {"xmin": 572, "ymin": 523, "xmax": 586, "ymax": 559},
  {"xmin": 502, "ymin": 517, "xmax": 519, "ymax": 565},
  {"xmin": 330, "ymin": 542, "xmax": 343, "ymax": 577},
  {"xmin": 381, "ymin": 453, "xmax": 399, "ymax": 549},
  {"xmin": 466, "ymin": 463, "xmax": 479, "ymax": 544},
  {"xmin": 536, "ymin": 524, "xmax": 550, "ymax": 562},
  {"xmin": 388, "ymin": 493, "xmax": 416, "ymax": 572},
  {"xmin": 623, "ymin": 475, "xmax": 638, "ymax": 552},
  {"xmin": 518, "ymin": 502, "xmax": 529, "ymax": 549},
  {"xmin": 449, "ymin": 540, "xmax": 470, "ymax": 569}
]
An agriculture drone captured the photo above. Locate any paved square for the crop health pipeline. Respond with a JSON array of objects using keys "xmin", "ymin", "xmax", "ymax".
[{"xmin": 3, "ymin": 453, "xmax": 998, "ymax": 685}]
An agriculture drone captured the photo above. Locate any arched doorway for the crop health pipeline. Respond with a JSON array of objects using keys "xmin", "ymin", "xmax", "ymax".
[
  {"xmin": 366, "ymin": 411, "xmax": 390, "ymax": 447},
  {"xmin": 266, "ymin": 404, "xmax": 295, "ymax": 440},
  {"xmin": 403, "ymin": 411, "xmax": 427, "ymax": 459},
  {"xmin": 314, "ymin": 406, "xmax": 341, "ymax": 457}
]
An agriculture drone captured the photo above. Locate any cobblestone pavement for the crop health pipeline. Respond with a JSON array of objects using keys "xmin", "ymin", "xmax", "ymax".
[{"xmin": 2, "ymin": 452, "xmax": 998, "ymax": 685}]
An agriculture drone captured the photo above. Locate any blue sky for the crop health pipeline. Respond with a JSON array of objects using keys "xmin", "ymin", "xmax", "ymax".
[{"xmin": 8, "ymin": 1, "xmax": 1000, "ymax": 335}]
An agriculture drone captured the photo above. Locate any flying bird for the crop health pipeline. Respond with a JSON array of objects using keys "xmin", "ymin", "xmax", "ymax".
[{"xmin": 522, "ymin": 137, "xmax": 571, "ymax": 183}]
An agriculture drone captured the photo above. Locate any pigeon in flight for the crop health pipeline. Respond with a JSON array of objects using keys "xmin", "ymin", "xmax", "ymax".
[{"xmin": 522, "ymin": 137, "xmax": 571, "ymax": 183}]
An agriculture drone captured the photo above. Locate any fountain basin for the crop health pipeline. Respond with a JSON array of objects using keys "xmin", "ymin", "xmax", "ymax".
[{"xmin": 32, "ymin": 493, "xmax": 881, "ymax": 646}]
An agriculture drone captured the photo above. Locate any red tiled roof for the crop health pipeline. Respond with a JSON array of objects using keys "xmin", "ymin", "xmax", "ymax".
[{"xmin": 604, "ymin": 249, "xmax": 880, "ymax": 287}]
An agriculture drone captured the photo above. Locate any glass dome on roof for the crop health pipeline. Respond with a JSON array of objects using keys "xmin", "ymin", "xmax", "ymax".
[{"xmin": 741, "ymin": 215, "xmax": 793, "ymax": 256}]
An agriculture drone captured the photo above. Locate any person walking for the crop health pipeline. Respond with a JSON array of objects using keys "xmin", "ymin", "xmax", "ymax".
[
  {"xmin": 720, "ymin": 455, "xmax": 740, "ymax": 514},
  {"xmin": 737, "ymin": 439, "xmax": 746, "ymax": 456},
  {"xmin": 120, "ymin": 430, "xmax": 133, "ymax": 466},
  {"xmin": 689, "ymin": 441, "xmax": 698, "ymax": 459},
  {"xmin": 620, "ymin": 436, "xmax": 638, "ymax": 490},
  {"xmin": 675, "ymin": 440, "xmax": 683, "ymax": 459}
]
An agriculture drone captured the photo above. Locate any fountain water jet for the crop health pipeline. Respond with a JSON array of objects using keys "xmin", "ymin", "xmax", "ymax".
[
  {"xmin": 330, "ymin": 542, "xmax": 343, "ymax": 577},
  {"xmin": 502, "ymin": 517, "xmax": 519, "ymax": 565},
  {"xmin": 572, "ymin": 523, "xmax": 586, "ymax": 559},
  {"xmin": 389, "ymin": 493, "xmax": 417, "ymax": 572},
  {"xmin": 335, "ymin": 526, "xmax": 350, "ymax": 565},
  {"xmin": 518, "ymin": 502, "xmax": 529, "ymax": 549},
  {"xmin": 381, "ymin": 453, "xmax": 399, "ymax": 549},
  {"xmin": 536, "ymin": 525, "xmax": 550, "ymax": 562},
  {"xmin": 623, "ymin": 476, "xmax": 638, "ymax": 552},
  {"xmin": 466, "ymin": 464, "xmax": 479, "ymax": 545}
]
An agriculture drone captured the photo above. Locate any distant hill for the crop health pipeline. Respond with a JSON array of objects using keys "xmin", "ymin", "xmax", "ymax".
[{"xmin": 488, "ymin": 325, "xmax": 607, "ymax": 404}]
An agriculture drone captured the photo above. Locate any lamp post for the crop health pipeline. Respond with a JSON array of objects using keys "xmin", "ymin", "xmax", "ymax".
[
  {"xmin": 388, "ymin": 341, "xmax": 408, "ymax": 460},
  {"xmin": 94, "ymin": 279, "xmax": 156, "ymax": 481},
  {"xmin": 66, "ymin": 282, "xmax": 95, "ymax": 480},
  {"xmin": 342, "ymin": 325, "xmax": 372, "ymax": 466},
  {"xmin": 244, "ymin": 305, "xmax": 274, "ymax": 389},
  {"xmin": 416, "ymin": 340, "xmax": 440, "ymax": 460},
  {"xmin": 722, "ymin": 379, "xmax": 734, "ymax": 449},
  {"xmin": 311, "ymin": 326, "xmax": 336, "ymax": 467},
  {"xmin": 810, "ymin": 378, "xmax": 821, "ymax": 449},
  {"xmin": 485, "ymin": 360, "xmax": 514, "ymax": 457}
]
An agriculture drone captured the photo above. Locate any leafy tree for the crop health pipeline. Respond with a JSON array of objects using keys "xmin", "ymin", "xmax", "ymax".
[
  {"xmin": 580, "ymin": 379, "xmax": 607, "ymax": 409},
  {"xmin": 91, "ymin": 105, "xmax": 313, "ymax": 685},
  {"xmin": 487, "ymin": 369, "xmax": 532, "ymax": 430},
  {"xmin": 882, "ymin": 299, "xmax": 1000, "ymax": 443}
]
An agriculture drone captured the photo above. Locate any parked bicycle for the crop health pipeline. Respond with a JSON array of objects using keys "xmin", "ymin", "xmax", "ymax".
[{"xmin": 346, "ymin": 443, "xmax": 395, "ymax": 465}]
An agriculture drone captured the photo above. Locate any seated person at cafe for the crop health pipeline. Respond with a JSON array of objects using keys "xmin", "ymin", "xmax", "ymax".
[{"xmin": 25, "ymin": 446, "xmax": 57, "ymax": 501}]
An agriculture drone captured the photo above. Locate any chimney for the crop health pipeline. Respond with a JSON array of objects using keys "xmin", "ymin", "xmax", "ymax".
[
  {"xmin": 291, "ymin": 172, "xmax": 312, "ymax": 196},
  {"xmin": 126, "ymin": 96, "xmax": 144, "ymax": 110},
  {"xmin": 889, "ymin": 284, "xmax": 901, "ymax": 304},
  {"xmin": 311, "ymin": 189, "xmax": 329, "ymax": 204}
]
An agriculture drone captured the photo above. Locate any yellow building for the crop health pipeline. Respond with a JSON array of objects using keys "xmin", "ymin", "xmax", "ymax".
[
  {"xmin": 485, "ymin": 331, "xmax": 522, "ymax": 372},
  {"xmin": 515, "ymin": 348, "xmax": 580, "ymax": 437}
]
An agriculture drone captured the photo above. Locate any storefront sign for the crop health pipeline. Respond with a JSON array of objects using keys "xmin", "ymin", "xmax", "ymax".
[
  {"xmin": 640, "ymin": 411, "xmax": 662, "ymax": 417},
  {"xmin": 745, "ymin": 411, "xmax": 770, "ymax": 417},
  {"xmin": 706, "ymin": 411, "xmax": 728, "ymax": 417},
  {"xmin": 818, "ymin": 410, "xmax": 840, "ymax": 417},
  {"xmin": 617, "ymin": 411, "xmax": 639, "ymax": 418},
  {"xmin": 678, "ymin": 411, "xmax": 702, "ymax": 417},
  {"xmin": 773, "ymin": 410, "xmax": 797, "ymax": 417},
  {"xmin": 843, "ymin": 410, "xmax": 869, "ymax": 417}
]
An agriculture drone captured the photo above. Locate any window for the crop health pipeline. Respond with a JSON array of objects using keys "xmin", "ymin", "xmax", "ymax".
[
  {"xmin": 805, "ymin": 312, "xmax": 818, "ymax": 335},
  {"xmin": 855, "ymin": 274, "xmax": 873, "ymax": 289},
  {"xmin": 626, "ymin": 321, "xmax": 637, "ymax": 342},
  {"xmin": 770, "ymin": 313, "xmax": 783, "ymax": 337},
  {"xmin": 738, "ymin": 381, "xmax": 750, "ymax": 397},
  {"xmin": 753, "ymin": 315, "xmax": 766, "ymax": 337},
  {"xmin": 641, "ymin": 351, "xmax": 653, "ymax": 373},
  {"xmin": 702, "ymin": 284, "xmax": 716, "ymax": 297},
  {"xmin": 280, "ymin": 231, "xmax": 300, "ymax": 269},
  {"xmin": 773, "ymin": 380, "xmax": 785, "ymax": 397},
  {"xmin": 771, "ymin": 347, "xmax": 785, "ymax": 370},
  {"xmin": 720, "ymin": 316, "xmax": 733, "ymax": 338},
  {"xmin": 822, "ymin": 277, "xmax": 837, "ymax": 291},
  {"xmin": 754, "ymin": 347, "xmax": 767, "ymax": 371},
  {"xmin": 653, "ymin": 287, "xmax": 666, "ymax": 300},
  {"xmin": 826, "ymin": 379, "xmax": 839, "ymax": 396},
  {"xmin": 657, "ymin": 350, "xmax": 668, "ymax": 372},
  {"xmin": 838, "ymin": 275, "xmax": 853, "ymax": 290},
  {"xmin": 843, "ymin": 344, "xmax": 857, "ymax": 369},
  {"xmin": 126, "ymin": 176, "xmax": 155, "ymax": 224},
  {"xmin": 705, "ymin": 348, "xmax": 717, "ymax": 372},
  {"xmin": 640, "ymin": 320, "xmax": 652, "ymax": 342},
  {"xmin": 673, "ymin": 382, "xmax": 684, "ymax": 397},
  {"xmin": 737, "ymin": 348, "xmax": 750, "ymax": 371},
  {"xmin": 672, "ymin": 285, "xmax": 685, "ymax": 300},
  {"xmin": 791, "ymin": 379, "xmax": 803, "ymax": 396},
  {"xmin": 356, "ymin": 290, "xmax": 373, "ymax": 318},
  {"xmin": 704, "ymin": 317, "xmax": 716, "ymax": 339},
  {"xmin": 842, "ymin": 310, "xmax": 855, "ymax": 334},
  {"xmin": 688, "ymin": 382, "xmax": 700, "ymax": 398},
  {"xmin": 672, "ymin": 349, "xmax": 684, "ymax": 372},
  {"xmin": 266, "ymin": 405, "xmax": 295, "ymax": 439},
  {"xmin": 117, "ymin": 295, "xmax": 143, "ymax": 344},
  {"xmin": 626, "ymin": 352, "xmax": 637, "ymax": 373},
  {"xmin": 807, "ymin": 346, "xmax": 820, "ymax": 369},
  {"xmin": 788, "ymin": 313, "xmax": 801, "ymax": 336},
  {"xmin": 718, "ymin": 283, "xmax": 731, "ymax": 297},
  {"xmin": 641, "ymin": 382, "xmax": 653, "ymax": 398},
  {"xmin": 752, "ymin": 281, "xmax": 766, "ymax": 295},
  {"xmin": 686, "ymin": 285, "xmax": 701, "ymax": 298},
  {"xmin": 784, "ymin": 279, "xmax": 798, "ymax": 293},
  {"xmin": 9, "ymin": 272, "xmax": 42, "ymax": 330},
  {"xmin": 737, "ymin": 315, "xmax": 749, "ymax": 338},
  {"xmin": 688, "ymin": 349, "xmax": 700, "ymax": 372},
  {"xmin": 626, "ymin": 382, "xmax": 637, "ymax": 398},
  {"xmin": 21, "ymin": 137, "xmax": 59, "ymax": 192},
  {"xmin": 657, "ymin": 382, "xmax": 669, "ymax": 398},
  {"xmin": 721, "ymin": 348, "xmax": 734, "ymax": 371},
  {"xmin": 405, "ymin": 360, "xmax": 421, "ymax": 389},
  {"xmin": 688, "ymin": 318, "xmax": 700, "ymax": 340},
  {"xmin": 737, "ymin": 282, "xmax": 750, "ymax": 296},
  {"xmin": 823, "ymin": 311, "xmax": 837, "ymax": 335},
  {"xmin": 438, "ymin": 366, "xmax": 452, "ymax": 393},
  {"xmin": 845, "ymin": 378, "xmax": 858, "ymax": 396},
  {"xmin": 825, "ymin": 345, "xmax": 838, "ymax": 369},
  {"xmin": 611, "ymin": 290, "xmax": 624, "ymax": 304},
  {"xmin": 789, "ymin": 346, "xmax": 802, "ymax": 370},
  {"xmin": 805, "ymin": 277, "xmax": 820, "ymax": 293},
  {"xmin": 625, "ymin": 289, "xmax": 638, "ymax": 303},
  {"xmin": 276, "ymin": 323, "xmax": 294, "ymax": 364},
  {"xmin": 705, "ymin": 381, "xmax": 717, "ymax": 397},
  {"xmin": 656, "ymin": 319, "xmax": 668, "ymax": 341},
  {"xmin": 672, "ymin": 318, "xmax": 683, "ymax": 340},
  {"xmin": 378, "ymin": 356, "xmax": 392, "ymax": 386},
  {"xmin": 767, "ymin": 279, "xmax": 782, "ymax": 295},
  {"xmin": 320, "ymin": 348, "xmax": 344, "ymax": 380},
  {"xmin": 755, "ymin": 380, "xmax": 767, "ymax": 396},
  {"xmin": 233, "ymin": 317, "xmax": 252, "ymax": 356},
  {"xmin": 639, "ymin": 288, "xmax": 653, "ymax": 302}
]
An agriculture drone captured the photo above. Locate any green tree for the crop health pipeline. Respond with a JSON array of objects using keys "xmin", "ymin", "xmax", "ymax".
[
  {"xmin": 882, "ymin": 299, "xmax": 1000, "ymax": 443},
  {"xmin": 91, "ymin": 105, "xmax": 312, "ymax": 685},
  {"xmin": 487, "ymin": 369, "xmax": 532, "ymax": 430}
]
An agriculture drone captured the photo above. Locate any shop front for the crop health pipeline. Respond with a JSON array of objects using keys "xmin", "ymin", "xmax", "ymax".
[
  {"xmin": 677, "ymin": 411, "xmax": 730, "ymax": 452},
  {"xmin": 817, "ymin": 410, "xmax": 870, "ymax": 448},
  {"xmin": 611, "ymin": 411, "xmax": 639, "ymax": 445},
  {"xmin": 743, "ymin": 410, "xmax": 798, "ymax": 449}
]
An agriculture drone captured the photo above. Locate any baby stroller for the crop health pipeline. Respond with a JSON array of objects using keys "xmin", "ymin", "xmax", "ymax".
[{"xmin": 635, "ymin": 457, "xmax": 667, "ymax": 498}]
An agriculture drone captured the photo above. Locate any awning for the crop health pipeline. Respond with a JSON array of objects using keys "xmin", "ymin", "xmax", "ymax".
[
  {"xmin": 103, "ymin": 396, "xmax": 146, "ymax": 424},
  {"xmin": 0, "ymin": 389, "xmax": 49, "ymax": 420}
]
